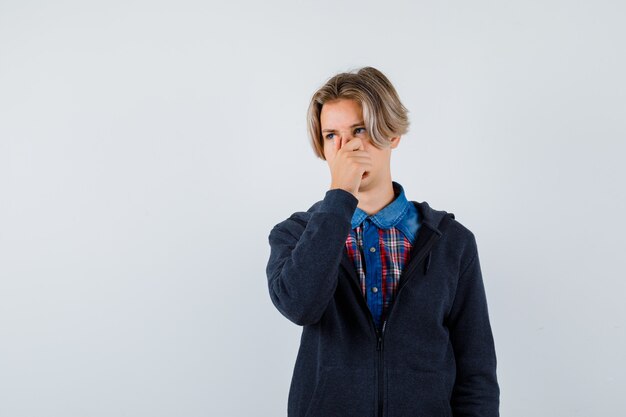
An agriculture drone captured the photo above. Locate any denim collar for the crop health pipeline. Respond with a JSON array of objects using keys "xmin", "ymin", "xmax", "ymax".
[{"xmin": 350, "ymin": 181, "xmax": 411, "ymax": 230}]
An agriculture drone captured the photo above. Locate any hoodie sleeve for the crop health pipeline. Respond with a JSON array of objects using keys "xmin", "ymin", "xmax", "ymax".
[
  {"xmin": 447, "ymin": 234, "xmax": 500, "ymax": 417},
  {"xmin": 266, "ymin": 188, "xmax": 358, "ymax": 326}
]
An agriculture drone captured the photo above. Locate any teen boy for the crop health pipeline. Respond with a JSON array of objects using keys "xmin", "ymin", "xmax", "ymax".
[{"xmin": 266, "ymin": 66, "xmax": 500, "ymax": 417}]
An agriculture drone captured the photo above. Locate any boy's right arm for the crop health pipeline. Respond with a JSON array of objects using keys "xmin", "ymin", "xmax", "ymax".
[{"xmin": 266, "ymin": 188, "xmax": 358, "ymax": 326}]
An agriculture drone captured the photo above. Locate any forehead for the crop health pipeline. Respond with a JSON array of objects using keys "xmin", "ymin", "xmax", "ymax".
[{"xmin": 320, "ymin": 99, "xmax": 363, "ymax": 126}]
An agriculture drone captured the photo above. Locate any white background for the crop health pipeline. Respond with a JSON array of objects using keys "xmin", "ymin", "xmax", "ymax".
[{"xmin": 1, "ymin": 1, "xmax": 625, "ymax": 416}]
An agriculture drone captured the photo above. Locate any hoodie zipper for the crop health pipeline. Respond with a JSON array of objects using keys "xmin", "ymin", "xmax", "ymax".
[
  {"xmin": 375, "ymin": 230, "xmax": 440, "ymax": 417},
  {"xmin": 354, "ymin": 283, "xmax": 384, "ymax": 416},
  {"xmin": 342, "ymin": 222, "xmax": 442, "ymax": 417},
  {"xmin": 342, "ymin": 270, "xmax": 384, "ymax": 417},
  {"xmin": 384, "ymin": 232, "xmax": 440, "ymax": 331},
  {"xmin": 376, "ymin": 320, "xmax": 386, "ymax": 417}
]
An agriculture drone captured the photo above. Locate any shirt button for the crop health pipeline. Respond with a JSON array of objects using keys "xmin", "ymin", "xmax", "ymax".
[
  {"xmin": 369, "ymin": 247, "xmax": 376, "ymax": 252},
  {"xmin": 371, "ymin": 287, "xmax": 378, "ymax": 293}
]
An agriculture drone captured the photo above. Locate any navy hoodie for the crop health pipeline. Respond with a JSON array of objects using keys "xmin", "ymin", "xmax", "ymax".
[{"xmin": 266, "ymin": 188, "xmax": 500, "ymax": 417}]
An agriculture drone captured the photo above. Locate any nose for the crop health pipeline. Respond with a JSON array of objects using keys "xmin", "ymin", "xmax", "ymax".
[{"xmin": 337, "ymin": 130, "xmax": 355, "ymax": 142}]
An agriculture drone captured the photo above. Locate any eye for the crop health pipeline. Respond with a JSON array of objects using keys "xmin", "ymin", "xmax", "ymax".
[
  {"xmin": 354, "ymin": 127, "xmax": 366, "ymax": 134},
  {"xmin": 325, "ymin": 133, "xmax": 335, "ymax": 140}
]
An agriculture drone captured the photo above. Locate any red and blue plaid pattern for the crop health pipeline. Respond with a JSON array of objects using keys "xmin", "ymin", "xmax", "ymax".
[
  {"xmin": 345, "ymin": 224, "xmax": 414, "ymax": 327},
  {"xmin": 344, "ymin": 181, "xmax": 420, "ymax": 330}
]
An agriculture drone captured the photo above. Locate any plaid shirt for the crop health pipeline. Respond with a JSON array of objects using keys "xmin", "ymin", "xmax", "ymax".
[{"xmin": 345, "ymin": 181, "xmax": 421, "ymax": 331}]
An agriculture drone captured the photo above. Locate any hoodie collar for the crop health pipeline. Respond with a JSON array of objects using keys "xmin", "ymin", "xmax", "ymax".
[{"xmin": 350, "ymin": 181, "xmax": 410, "ymax": 229}]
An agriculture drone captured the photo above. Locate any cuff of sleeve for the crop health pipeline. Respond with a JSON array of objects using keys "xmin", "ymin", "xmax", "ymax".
[{"xmin": 319, "ymin": 188, "xmax": 359, "ymax": 220}]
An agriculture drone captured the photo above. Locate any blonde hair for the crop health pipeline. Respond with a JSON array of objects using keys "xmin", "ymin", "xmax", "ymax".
[{"xmin": 307, "ymin": 66, "xmax": 410, "ymax": 160}]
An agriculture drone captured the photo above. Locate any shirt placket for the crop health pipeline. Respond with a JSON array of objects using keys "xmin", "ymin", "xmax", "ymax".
[{"xmin": 362, "ymin": 218, "xmax": 383, "ymax": 330}]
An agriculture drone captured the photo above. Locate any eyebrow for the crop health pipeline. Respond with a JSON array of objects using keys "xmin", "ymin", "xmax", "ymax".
[{"xmin": 321, "ymin": 122, "xmax": 365, "ymax": 133}]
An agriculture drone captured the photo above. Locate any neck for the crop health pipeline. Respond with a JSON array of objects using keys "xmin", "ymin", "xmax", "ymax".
[{"xmin": 354, "ymin": 174, "xmax": 396, "ymax": 216}]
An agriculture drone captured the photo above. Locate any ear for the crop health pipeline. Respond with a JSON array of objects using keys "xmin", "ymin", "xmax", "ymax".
[{"xmin": 389, "ymin": 135, "xmax": 401, "ymax": 149}]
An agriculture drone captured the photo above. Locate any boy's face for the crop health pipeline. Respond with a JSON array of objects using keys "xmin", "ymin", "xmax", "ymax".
[{"xmin": 321, "ymin": 98, "xmax": 400, "ymax": 190}]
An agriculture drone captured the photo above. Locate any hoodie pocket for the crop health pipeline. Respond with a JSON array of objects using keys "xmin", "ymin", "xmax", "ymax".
[
  {"xmin": 385, "ymin": 368, "xmax": 451, "ymax": 417},
  {"xmin": 303, "ymin": 366, "xmax": 375, "ymax": 417}
]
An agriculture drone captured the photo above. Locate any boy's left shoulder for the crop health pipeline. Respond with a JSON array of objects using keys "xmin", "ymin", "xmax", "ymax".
[{"xmin": 413, "ymin": 200, "xmax": 478, "ymax": 254}]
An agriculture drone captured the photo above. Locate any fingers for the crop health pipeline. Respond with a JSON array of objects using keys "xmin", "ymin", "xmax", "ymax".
[
  {"xmin": 336, "ymin": 136, "xmax": 358, "ymax": 152},
  {"xmin": 346, "ymin": 136, "xmax": 363, "ymax": 151},
  {"xmin": 336, "ymin": 136, "xmax": 365, "ymax": 154}
]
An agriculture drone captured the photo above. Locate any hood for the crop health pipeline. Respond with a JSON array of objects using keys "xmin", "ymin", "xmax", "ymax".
[{"xmin": 303, "ymin": 197, "xmax": 455, "ymax": 276}]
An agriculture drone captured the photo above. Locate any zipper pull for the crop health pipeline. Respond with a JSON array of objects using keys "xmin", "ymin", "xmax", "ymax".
[{"xmin": 377, "ymin": 321, "xmax": 387, "ymax": 351}]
